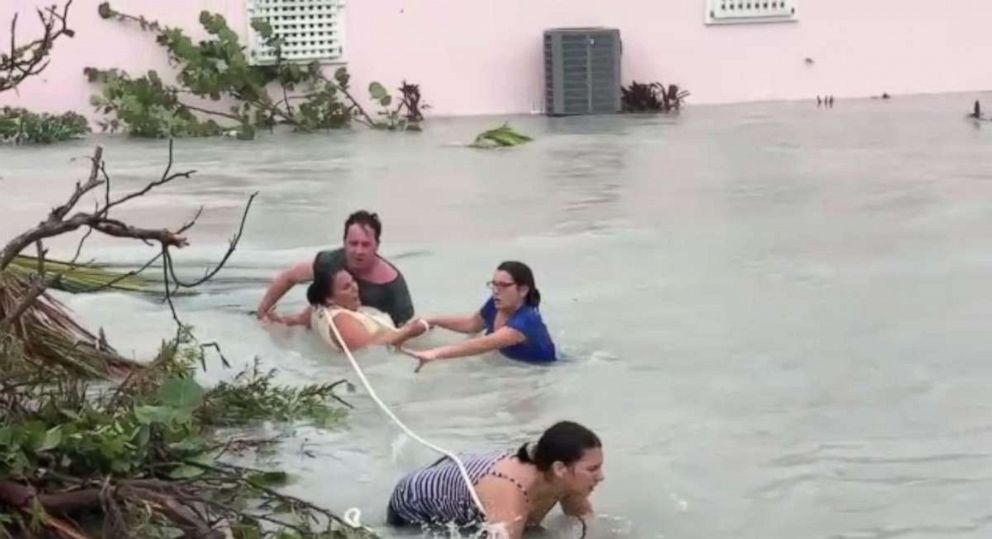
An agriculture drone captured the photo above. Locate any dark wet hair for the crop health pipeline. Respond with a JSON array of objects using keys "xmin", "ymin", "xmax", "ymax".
[
  {"xmin": 516, "ymin": 421, "xmax": 601, "ymax": 472},
  {"xmin": 343, "ymin": 210, "xmax": 382, "ymax": 243},
  {"xmin": 307, "ymin": 262, "xmax": 348, "ymax": 306},
  {"xmin": 497, "ymin": 261, "xmax": 541, "ymax": 307}
]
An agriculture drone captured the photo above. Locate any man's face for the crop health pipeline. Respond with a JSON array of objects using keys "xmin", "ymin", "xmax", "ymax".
[{"xmin": 343, "ymin": 224, "xmax": 378, "ymax": 272}]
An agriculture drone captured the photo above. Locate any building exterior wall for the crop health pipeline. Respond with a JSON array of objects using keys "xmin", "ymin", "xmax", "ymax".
[{"xmin": 2, "ymin": 0, "xmax": 991, "ymax": 118}]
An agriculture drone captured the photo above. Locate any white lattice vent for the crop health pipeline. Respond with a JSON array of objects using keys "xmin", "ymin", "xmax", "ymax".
[
  {"xmin": 247, "ymin": 0, "xmax": 345, "ymax": 65},
  {"xmin": 705, "ymin": 0, "xmax": 798, "ymax": 25}
]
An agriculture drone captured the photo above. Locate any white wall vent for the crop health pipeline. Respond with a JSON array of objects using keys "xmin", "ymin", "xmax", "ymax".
[
  {"xmin": 705, "ymin": 0, "xmax": 798, "ymax": 25},
  {"xmin": 247, "ymin": 0, "xmax": 345, "ymax": 65}
]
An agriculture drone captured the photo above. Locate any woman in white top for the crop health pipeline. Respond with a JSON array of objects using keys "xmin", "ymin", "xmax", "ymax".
[{"xmin": 297, "ymin": 266, "xmax": 427, "ymax": 352}]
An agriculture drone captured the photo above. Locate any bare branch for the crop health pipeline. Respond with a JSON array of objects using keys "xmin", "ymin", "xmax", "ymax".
[
  {"xmin": 166, "ymin": 192, "xmax": 257, "ymax": 288},
  {"xmin": 176, "ymin": 206, "xmax": 204, "ymax": 234},
  {"xmin": 161, "ymin": 245, "xmax": 183, "ymax": 333},
  {"xmin": 0, "ymin": 1, "xmax": 75, "ymax": 94},
  {"xmin": 199, "ymin": 341, "xmax": 231, "ymax": 368},
  {"xmin": 178, "ymin": 101, "xmax": 243, "ymax": 123},
  {"xmin": 70, "ymin": 227, "xmax": 94, "ymax": 266},
  {"xmin": 54, "ymin": 146, "xmax": 105, "ymax": 221},
  {"xmin": 0, "ymin": 147, "xmax": 106, "ymax": 270},
  {"xmin": 35, "ymin": 240, "xmax": 46, "ymax": 275},
  {"xmin": 105, "ymin": 140, "xmax": 196, "ymax": 212}
]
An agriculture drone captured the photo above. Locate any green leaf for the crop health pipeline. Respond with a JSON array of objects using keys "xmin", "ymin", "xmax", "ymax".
[
  {"xmin": 380, "ymin": 95, "xmax": 392, "ymax": 107},
  {"xmin": 134, "ymin": 405, "xmax": 179, "ymax": 425},
  {"xmin": 246, "ymin": 470, "xmax": 290, "ymax": 487},
  {"xmin": 250, "ymin": 19, "xmax": 274, "ymax": 38},
  {"xmin": 158, "ymin": 377, "xmax": 205, "ymax": 410},
  {"xmin": 168, "ymin": 437, "xmax": 205, "ymax": 452},
  {"xmin": 231, "ymin": 522, "xmax": 263, "ymax": 539},
  {"xmin": 368, "ymin": 82, "xmax": 387, "ymax": 100},
  {"xmin": 0, "ymin": 426, "xmax": 13, "ymax": 447},
  {"xmin": 169, "ymin": 465, "xmax": 205, "ymax": 479},
  {"xmin": 37, "ymin": 427, "xmax": 62, "ymax": 452}
]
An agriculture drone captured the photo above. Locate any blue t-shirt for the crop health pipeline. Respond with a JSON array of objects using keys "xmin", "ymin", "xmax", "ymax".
[{"xmin": 479, "ymin": 297, "xmax": 557, "ymax": 363}]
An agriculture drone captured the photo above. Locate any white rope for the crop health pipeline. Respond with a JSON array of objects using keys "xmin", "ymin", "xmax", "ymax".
[{"xmin": 317, "ymin": 307, "xmax": 487, "ymax": 524}]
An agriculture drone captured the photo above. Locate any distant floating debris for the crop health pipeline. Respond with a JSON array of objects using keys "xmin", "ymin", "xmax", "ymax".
[{"xmin": 968, "ymin": 100, "xmax": 985, "ymax": 121}]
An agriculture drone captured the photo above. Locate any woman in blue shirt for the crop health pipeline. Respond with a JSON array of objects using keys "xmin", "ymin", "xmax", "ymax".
[{"xmin": 400, "ymin": 261, "xmax": 557, "ymax": 370}]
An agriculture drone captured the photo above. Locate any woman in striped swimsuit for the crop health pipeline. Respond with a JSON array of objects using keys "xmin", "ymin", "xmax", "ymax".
[{"xmin": 387, "ymin": 421, "xmax": 604, "ymax": 538}]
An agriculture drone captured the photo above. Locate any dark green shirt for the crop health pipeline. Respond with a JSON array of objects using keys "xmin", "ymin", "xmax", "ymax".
[{"xmin": 312, "ymin": 248, "xmax": 414, "ymax": 326}]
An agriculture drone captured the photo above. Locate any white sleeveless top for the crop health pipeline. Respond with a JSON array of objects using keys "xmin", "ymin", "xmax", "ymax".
[{"xmin": 311, "ymin": 305, "xmax": 395, "ymax": 351}]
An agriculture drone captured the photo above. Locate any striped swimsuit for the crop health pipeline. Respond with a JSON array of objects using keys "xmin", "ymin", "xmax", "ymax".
[{"xmin": 388, "ymin": 450, "xmax": 522, "ymax": 528}]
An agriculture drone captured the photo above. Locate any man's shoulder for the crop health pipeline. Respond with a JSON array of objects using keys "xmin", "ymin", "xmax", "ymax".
[{"xmin": 372, "ymin": 255, "xmax": 403, "ymax": 282}]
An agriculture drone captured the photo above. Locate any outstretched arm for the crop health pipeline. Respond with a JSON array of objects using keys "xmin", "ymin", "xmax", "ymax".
[
  {"xmin": 424, "ymin": 312, "xmax": 485, "ymax": 334},
  {"xmin": 404, "ymin": 326, "xmax": 525, "ymax": 371},
  {"xmin": 371, "ymin": 320, "xmax": 429, "ymax": 347},
  {"xmin": 275, "ymin": 305, "xmax": 313, "ymax": 327},
  {"xmin": 257, "ymin": 258, "xmax": 313, "ymax": 320}
]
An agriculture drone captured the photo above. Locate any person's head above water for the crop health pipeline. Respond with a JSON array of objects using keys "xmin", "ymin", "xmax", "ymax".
[
  {"xmin": 517, "ymin": 420, "xmax": 604, "ymax": 497},
  {"xmin": 488, "ymin": 260, "xmax": 541, "ymax": 311},
  {"xmin": 342, "ymin": 210, "xmax": 382, "ymax": 274},
  {"xmin": 307, "ymin": 263, "xmax": 360, "ymax": 311}
]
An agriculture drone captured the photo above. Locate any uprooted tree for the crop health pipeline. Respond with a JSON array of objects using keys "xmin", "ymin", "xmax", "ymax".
[{"xmin": 1, "ymin": 6, "xmax": 377, "ymax": 537}]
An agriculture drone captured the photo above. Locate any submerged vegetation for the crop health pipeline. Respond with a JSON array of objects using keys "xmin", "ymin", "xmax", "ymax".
[
  {"xmin": 620, "ymin": 81, "xmax": 689, "ymax": 113},
  {"xmin": 0, "ymin": 107, "xmax": 90, "ymax": 144},
  {"xmin": 87, "ymin": 2, "xmax": 425, "ymax": 139}
]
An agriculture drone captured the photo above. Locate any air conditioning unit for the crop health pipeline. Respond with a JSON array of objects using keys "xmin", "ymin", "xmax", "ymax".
[{"xmin": 544, "ymin": 28, "xmax": 621, "ymax": 116}]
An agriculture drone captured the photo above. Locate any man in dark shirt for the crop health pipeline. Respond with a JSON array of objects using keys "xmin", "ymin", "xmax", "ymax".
[{"xmin": 256, "ymin": 210, "xmax": 414, "ymax": 326}]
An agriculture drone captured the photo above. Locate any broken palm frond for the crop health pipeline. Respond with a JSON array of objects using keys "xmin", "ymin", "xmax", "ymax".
[
  {"xmin": 469, "ymin": 122, "xmax": 533, "ymax": 149},
  {"xmin": 0, "ymin": 270, "xmax": 138, "ymax": 378},
  {"xmin": 9, "ymin": 254, "xmax": 158, "ymax": 294}
]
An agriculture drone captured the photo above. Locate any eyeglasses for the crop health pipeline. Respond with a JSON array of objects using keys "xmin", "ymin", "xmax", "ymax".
[{"xmin": 486, "ymin": 280, "xmax": 517, "ymax": 290}]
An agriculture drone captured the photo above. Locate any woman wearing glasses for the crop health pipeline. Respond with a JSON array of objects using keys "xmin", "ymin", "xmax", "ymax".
[{"xmin": 399, "ymin": 261, "xmax": 557, "ymax": 370}]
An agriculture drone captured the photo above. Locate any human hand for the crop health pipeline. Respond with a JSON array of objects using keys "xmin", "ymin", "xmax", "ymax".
[
  {"xmin": 405, "ymin": 318, "xmax": 431, "ymax": 337},
  {"xmin": 259, "ymin": 309, "xmax": 286, "ymax": 324},
  {"xmin": 402, "ymin": 347, "xmax": 440, "ymax": 373}
]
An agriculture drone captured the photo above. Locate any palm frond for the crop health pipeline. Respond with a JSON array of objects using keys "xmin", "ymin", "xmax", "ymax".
[
  {"xmin": 9, "ymin": 254, "xmax": 156, "ymax": 293},
  {"xmin": 469, "ymin": 122, "xmax": 533, "ymax": 149},
  {"xmin": 0, "ymin": 270, "xmax": 141, "ymax": 377}
]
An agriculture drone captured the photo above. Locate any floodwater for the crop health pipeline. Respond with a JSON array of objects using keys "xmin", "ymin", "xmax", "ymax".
[{"xmin": 2, "ymin": 92, "xmax": 992, "ymax": 538}]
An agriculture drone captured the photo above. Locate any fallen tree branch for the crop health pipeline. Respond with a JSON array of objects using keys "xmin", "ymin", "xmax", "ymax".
[{"xmin": 0, "ymin": 144, "xmax": 189, "ymax": 272}]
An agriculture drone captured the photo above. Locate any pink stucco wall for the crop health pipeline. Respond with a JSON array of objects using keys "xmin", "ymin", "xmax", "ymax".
[{"xmin": 3, "ymin": 0, "xmax": 992, "ymax": 118}]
